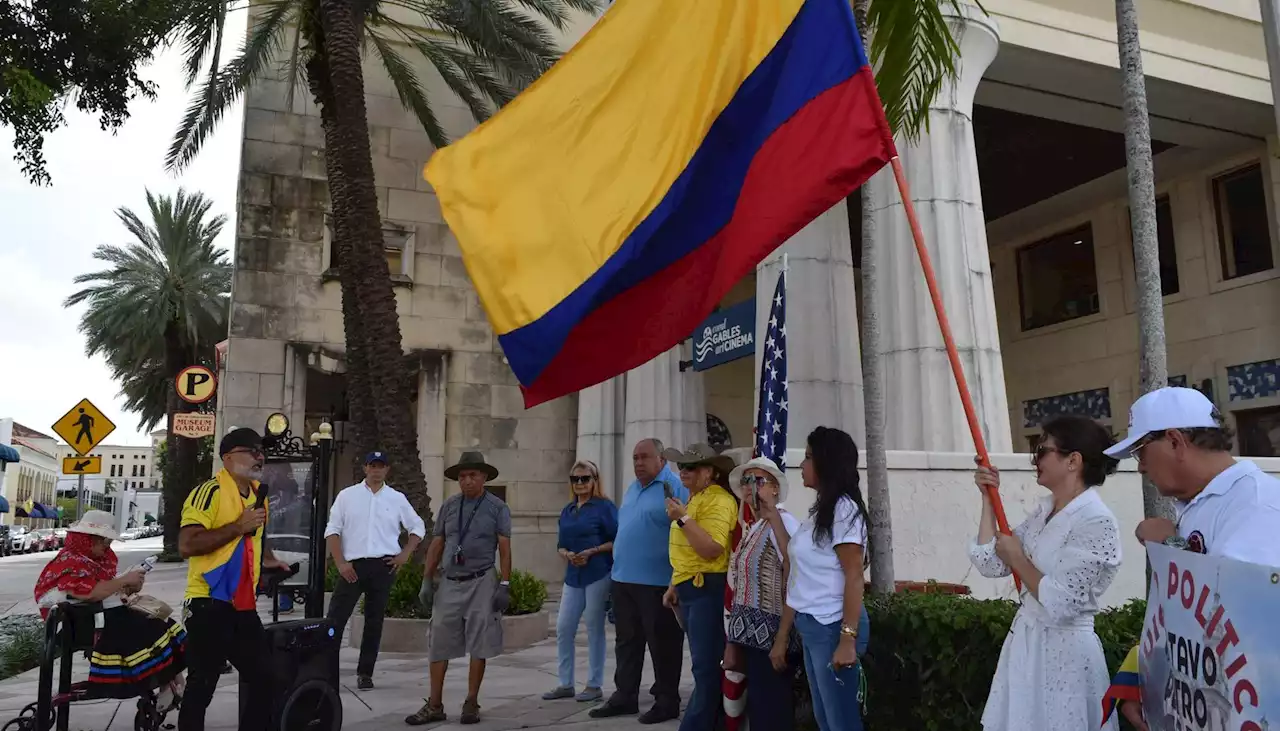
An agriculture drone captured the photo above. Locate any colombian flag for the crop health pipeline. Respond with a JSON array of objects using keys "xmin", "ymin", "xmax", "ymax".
[
  {"xmin": 1101, "ymin": 645, "xmax": 1141, "ymax": 726},
  {"xmin": 426, "ymin": 0, "xmax": 896, "ymax": 407}
]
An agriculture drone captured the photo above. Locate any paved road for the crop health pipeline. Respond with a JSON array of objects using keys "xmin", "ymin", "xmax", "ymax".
[{"xmin": 0, "ymin": 537, "xmax": 183, "ymax": 616}]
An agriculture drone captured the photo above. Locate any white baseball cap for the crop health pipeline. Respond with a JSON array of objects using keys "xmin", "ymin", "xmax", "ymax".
[{"xmin": 1105, "ymin": 387, "xmax": 1221, "ymax": 459}]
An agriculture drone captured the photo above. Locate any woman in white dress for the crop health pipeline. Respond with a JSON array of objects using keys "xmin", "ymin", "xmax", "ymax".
[{"xmin": 969, "ymin": 414, "xmax": 1123, "ymax": 731}]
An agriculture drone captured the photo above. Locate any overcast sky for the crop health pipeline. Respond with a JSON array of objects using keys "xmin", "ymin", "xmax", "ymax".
[{"xmin": 0, "ymin": 14, "xmax": 248, "ymax": 447}]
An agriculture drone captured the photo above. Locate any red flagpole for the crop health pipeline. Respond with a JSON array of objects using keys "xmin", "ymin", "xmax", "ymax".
[{"xmin": 889, "ymin": 156, "xmax": 1022, "ymax": 591}]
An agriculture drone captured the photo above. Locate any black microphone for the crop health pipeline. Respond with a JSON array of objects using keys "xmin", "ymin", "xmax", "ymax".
[{"xmin": 254, "ymin": 482, "xmax": 271, "ymax": 510}]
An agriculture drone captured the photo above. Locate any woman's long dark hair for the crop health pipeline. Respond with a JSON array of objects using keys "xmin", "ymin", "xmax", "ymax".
[{"xmin": 807, "ymin": 427, "xmax": 871, "ymax": 565}]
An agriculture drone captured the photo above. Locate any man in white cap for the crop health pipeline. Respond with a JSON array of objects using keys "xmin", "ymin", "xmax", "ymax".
[{"xmin": 1105, "ymin": 386, "xmax": 1280, "ymax": 566}]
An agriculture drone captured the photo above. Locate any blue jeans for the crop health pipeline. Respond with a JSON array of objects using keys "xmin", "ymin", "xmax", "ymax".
[
  {"xmin": 675, "ymin": 573, "xmax": 727, "ymax": 731},
  {"xmin": 794, "ymin": 607, "xmax": 870, "ymax": 731},
  {"xmin": 557, "ymin": 577, "xmax": 611, "ymax": 688}
]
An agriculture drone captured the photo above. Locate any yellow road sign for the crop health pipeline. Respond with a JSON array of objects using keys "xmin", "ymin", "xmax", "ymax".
[
  {"xmin": 52, "ymin": 399, "xmax": 116, "ymax": 456},
  {"xmin": 62, "ymin": 456, "xmax": 102, "ymax": 475},
  {"xmin": 176, "ymin": 365, "xmax": 217, "ymax": 404}
]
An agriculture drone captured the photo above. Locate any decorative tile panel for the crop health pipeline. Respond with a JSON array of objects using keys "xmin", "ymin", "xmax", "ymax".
[
  {"xmin": 707, "ymin": 413, "xmax": 732, "ymax": 450},
  {"xmin": 1227, "ymin": 360, "xmax": 1280, "ymax": 402},
  {"xmin": 1022, "ymin": 388, "xmax": 1111, "ymax": 428},
  {"xmin": 1169, "ymin": 375, "xmax": 1187, "ymax": 388}
]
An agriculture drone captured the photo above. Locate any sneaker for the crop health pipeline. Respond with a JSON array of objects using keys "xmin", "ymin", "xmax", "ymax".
[
  {"xmin": 638, "ymin": 706, "xmax": 680, "ymax": 725},
  {"xmin": 576, "ymin": 687, "xmax": 602, "ymax": 703},
  {"xmin": 588, "ymin": 702, "xmax": 639, "ymax": 719},
  {"xmin": 541, "ymin": 686, "xmax": 574, "ymax": 700},
  {"xmin": 404, "ymin": 700, "xmax": 445, "ymax": 725},
  {"xmin": 357, "ymin": 675, "xmax": 374, "ymax": 691},
  {"xmin": 460, "ymin": 698, "xmax": 481, "ymax": 725}
]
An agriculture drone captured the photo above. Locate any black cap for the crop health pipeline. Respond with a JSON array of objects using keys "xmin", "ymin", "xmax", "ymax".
[{"xmin": 219, "ymin": 427, "xmax": 263, "ymax": 457}]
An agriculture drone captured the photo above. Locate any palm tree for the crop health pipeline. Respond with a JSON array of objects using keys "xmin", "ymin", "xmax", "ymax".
[
  {"xmin": 854, "ymin": 0, "xmax": 972, "ymax": 594},
  {"xmin": 65, "ymin": 189, "xmax": 230, "ymax": 558},
  {"xmin": 1114, "ymin": 0, "xmax": 1174, "ymax": 523},
  {"xmin": 168, "ymin": 0, "xmax": 602, "ymax": 522}
]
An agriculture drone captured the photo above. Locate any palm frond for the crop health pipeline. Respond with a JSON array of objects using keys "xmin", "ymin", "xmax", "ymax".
[
  {"xmin": 64, "ymin": 188, "xmax": 230, "ymax": 400},
  {"xmin": 167, "ymin": 0, "xmax": 296, "ymax": 172},
  {"xmin": 365, "ymin": 29, "xmax": 451, "ymax": 147},
  {"xmin": 180, "ymin": 0, "xmax": 229, "ymax": 87},
  {"xmin": 866, "ymin": 0, "xmax": 979, "ymax": 141}
]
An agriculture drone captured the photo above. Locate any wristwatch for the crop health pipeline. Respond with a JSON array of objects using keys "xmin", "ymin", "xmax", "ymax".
[
  {"xmin": 676, "ymin": 516, "xmax": 689, "ymax": 528},
  {"xmin": 839, "ymin": 623, "xmax": 859, "ymax": 639}
]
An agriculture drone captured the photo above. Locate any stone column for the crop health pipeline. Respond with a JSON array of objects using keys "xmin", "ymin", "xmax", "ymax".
[
  {"xmin": 756, "ymin": 204, "xmax": 865, "ymax": 454},
  {"xmin": 576, "ymin": 377, "xmax": 628, "ymax": 502},
  {"xmin": 866, "ymin": 2, "xmax": 1012, "ymax": 453},
  {"xmin": 624, "ymin": 344, "xmax": 706, "ymax": 456}
]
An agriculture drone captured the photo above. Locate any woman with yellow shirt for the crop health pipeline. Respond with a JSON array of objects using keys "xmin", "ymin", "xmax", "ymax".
[{"xmin": 661, "ymin": 443, "xmax": 738, "ymax": 731}]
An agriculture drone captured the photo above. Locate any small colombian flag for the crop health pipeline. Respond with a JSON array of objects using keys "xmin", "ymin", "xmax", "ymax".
[
  {"xmin": 425, "ymin": 0, "xmax": 896, "ymax": 407},
  {"xmin": 1101, "ymin": 645, "xmax": 1141, "ymax": 726}
]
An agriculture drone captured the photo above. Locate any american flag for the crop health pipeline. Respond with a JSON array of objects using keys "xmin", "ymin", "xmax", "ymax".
[{"xmin": 755, "ymin": 268, "xmax": 787, "ymax": 466}]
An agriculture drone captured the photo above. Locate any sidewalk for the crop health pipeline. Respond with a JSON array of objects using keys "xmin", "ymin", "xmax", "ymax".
[{"xmin": 0, "ymin": 567, "xmax": 694, "ymax": 730}]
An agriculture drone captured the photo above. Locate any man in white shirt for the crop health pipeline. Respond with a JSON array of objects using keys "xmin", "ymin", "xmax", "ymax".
[
  {"xmin": 1105, "ymin": 386, "xmax": 1280, "ymax": 567},
  {"xmin": 325, "ymin": 451, "xmax": 427, "ymax": 689}
]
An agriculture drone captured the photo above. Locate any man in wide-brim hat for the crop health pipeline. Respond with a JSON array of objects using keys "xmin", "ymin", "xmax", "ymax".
[{"xmin": 408, "ymin": 452, "xmax": 512, "ymax": 727}]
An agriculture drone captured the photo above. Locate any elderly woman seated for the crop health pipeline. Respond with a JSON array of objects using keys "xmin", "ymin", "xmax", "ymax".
[{"xmin": 34, "ymin": 510, "xmax": 186, "ymax": 708}]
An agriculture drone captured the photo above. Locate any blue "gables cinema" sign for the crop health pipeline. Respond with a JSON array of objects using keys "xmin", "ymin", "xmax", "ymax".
[{"xmin": 692, "ymin": 299, "xmax": 755, "ymax": 372}]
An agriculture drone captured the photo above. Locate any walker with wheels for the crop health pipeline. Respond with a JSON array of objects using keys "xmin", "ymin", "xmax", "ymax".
[{"xmin": 2, "ymin": 601, "xmax": 176, "ymax": 731}]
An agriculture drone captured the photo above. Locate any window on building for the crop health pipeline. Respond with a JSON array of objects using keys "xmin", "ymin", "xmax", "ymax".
[
  {"xmin": 131, "ymin": 465, "xmax": 138, "ymax": 477},
  {"xmin": 1127, "ymin": 196, "xmax": 1180, "ymax": 295},
  {"xmin": 140, "ymin": 466, "xmax": 145, "ymax": 477},
  {"xmin": 1213, "ymin": 163, "xmax": 1274, "ymax": 279},
  {"xmin": 1236, "ymin": 406, "xmax": 1280, "ymax": 457},
  {"xmin": 324, "ymin": 218, "xmax": 416, "ymax": 283},
  {"xmin": 1017, "ymin": 224, "xmax": 1100, "ymax": 330}
]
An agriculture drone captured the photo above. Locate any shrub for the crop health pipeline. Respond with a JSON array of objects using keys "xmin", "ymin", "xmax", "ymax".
[
  {"xmin": 506, "ymin": 569, "xmax": 547, "ymax": 616},
  {"xmin": 378, "ymin": 566, "xmax": 547, "ymax": 619},
  {"xmin": 0, "ymin": 615, "xmax": 44, "ymax": 681},
  {"xmin": 856, "ymin": 593, "xmax": 1146, "ymax": 731}
]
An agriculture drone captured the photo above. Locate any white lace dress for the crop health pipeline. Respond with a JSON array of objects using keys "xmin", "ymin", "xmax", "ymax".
[{"xmin": 969, "ymin": 488, "xmax": 1122, "ymax": 731}]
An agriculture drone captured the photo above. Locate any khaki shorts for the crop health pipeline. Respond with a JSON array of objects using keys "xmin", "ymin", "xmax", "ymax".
[{"xmin": 427, "ymin": 570, "xmax": 504, "ymax": 662}]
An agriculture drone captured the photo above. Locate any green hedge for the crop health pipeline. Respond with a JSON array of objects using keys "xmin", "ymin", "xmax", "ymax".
[
  {"xmin": 857, "ymin": 591, "xmax": 1146, "ymax": 731},
  {"xmin": 326, "ymin": 560, "xmax": 547, "ymax": 619}
]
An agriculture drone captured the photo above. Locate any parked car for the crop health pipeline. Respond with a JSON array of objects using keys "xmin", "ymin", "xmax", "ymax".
[
  {"xmin": 119, "ymin": 529, "xmax": 139, "ymax": 541},
  {"xmin": 0, "ymin": 526, "xmax": 10, "ymax": 557},
  {"xmin": 9, "ymin": 526, "xmax": 38, "ymax": 554},
  {"xmin": 53, "ymin": 529, "xmax": 67, "ymax": 548},
  {"xmin": 33, "ymin": 529, "xmax": 59, "ymax": 552}
]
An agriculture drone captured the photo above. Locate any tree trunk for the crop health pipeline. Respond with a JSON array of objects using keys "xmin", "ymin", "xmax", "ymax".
[
  {"xmin": 161, "ymin": 327, "xmax": 199, "ymax": 559},
  {"xmin": 1115, "ymin": 0, "xmax": 1174, "ymax": 522},
  {"xmin": 853, "ymin": 0, "xmax": 894, "ymax": 594},
  {"xmin": 314, "ymin": 0, "xmax": 431, "ymax": 522},
  {"xmin": 306, "ymin": 48, "xmax": 377, "ymax": 478}
]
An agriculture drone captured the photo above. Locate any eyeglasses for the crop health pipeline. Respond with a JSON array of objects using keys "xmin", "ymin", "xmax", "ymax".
[
  {"xmin": 227, "ymin": 447, "xmax": 263, "ymax": 458},
  {"xmin": 1130, "ymin": 432, "xmax": 1166, "ymax": 463},
  {"xmin": 1030, "ymin": 444, "xmax": 1070, "ymax": 466},
  {"xmin": 739, "ymin": 474, "xmax": 773, "ymax": 488},
  {"xmin": 569, "ymin": 475, "xmax": 594, "ymax": 485}
]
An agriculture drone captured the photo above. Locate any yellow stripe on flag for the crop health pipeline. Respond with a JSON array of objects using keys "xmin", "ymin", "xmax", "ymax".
[{"xmin": 425, "ymin": 0, "xmax": 807, "ymax": 335}]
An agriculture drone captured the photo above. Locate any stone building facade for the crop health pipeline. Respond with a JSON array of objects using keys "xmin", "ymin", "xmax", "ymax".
[{"xmin": 223, "ymin": 0, "xmax": 1280, "ymax": 581}]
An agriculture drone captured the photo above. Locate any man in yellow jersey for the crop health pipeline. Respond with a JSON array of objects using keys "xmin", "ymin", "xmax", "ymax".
[
  {"xmin": 661, "ymin": 444, "xmax": 738, "ymax": 731},
  {"xmin": 177, "ymin": 428, "xmax": 289, "ymax": 731}
]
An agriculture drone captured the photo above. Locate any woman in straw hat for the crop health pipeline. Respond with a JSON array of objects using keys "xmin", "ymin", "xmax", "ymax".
[
  {"xmin": 33, "ymin": 510, "xmax": 186, "ymax": 707},
  {"xmin": 660, "ymin": 443, "xmax": 739, "ymax": 731},
  {"xmin": 723, "ymin": 456, "xmax": 803, "ymax": 730}
]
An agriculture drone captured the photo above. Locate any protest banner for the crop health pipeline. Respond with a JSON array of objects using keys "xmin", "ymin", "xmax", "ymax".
[{"xmin": 1139, "ymin": 543, "xmax": 1279, "ymax": 731}]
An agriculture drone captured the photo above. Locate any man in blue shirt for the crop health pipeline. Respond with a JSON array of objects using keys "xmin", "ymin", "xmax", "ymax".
[{"xmin": 590, "ymin": 438, "xmax": 688, "ymax": 724}]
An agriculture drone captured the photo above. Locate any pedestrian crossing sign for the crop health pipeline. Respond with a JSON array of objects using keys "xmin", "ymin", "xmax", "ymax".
[{"xmin": 52, "ymin": 399, "xmax": 116, "ymax": 456}]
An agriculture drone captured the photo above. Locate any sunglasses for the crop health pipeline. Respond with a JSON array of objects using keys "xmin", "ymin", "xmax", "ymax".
[
  {"xmin": 569, "ymin": 475, "xmax": 594, "ymax": 485},
  {"xmin": 739, "ymin": 474, "xmax": 772, "ymax": 487},
  {"xmin": 1031, "ymin": 445, "xmax": 1063, "ymax": 463}
]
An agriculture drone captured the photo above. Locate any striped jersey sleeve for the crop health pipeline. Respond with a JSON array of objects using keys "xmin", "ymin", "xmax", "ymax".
[{"xmin": 181, "ymin": 479, "xmax": 221, "ymax": 529}]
